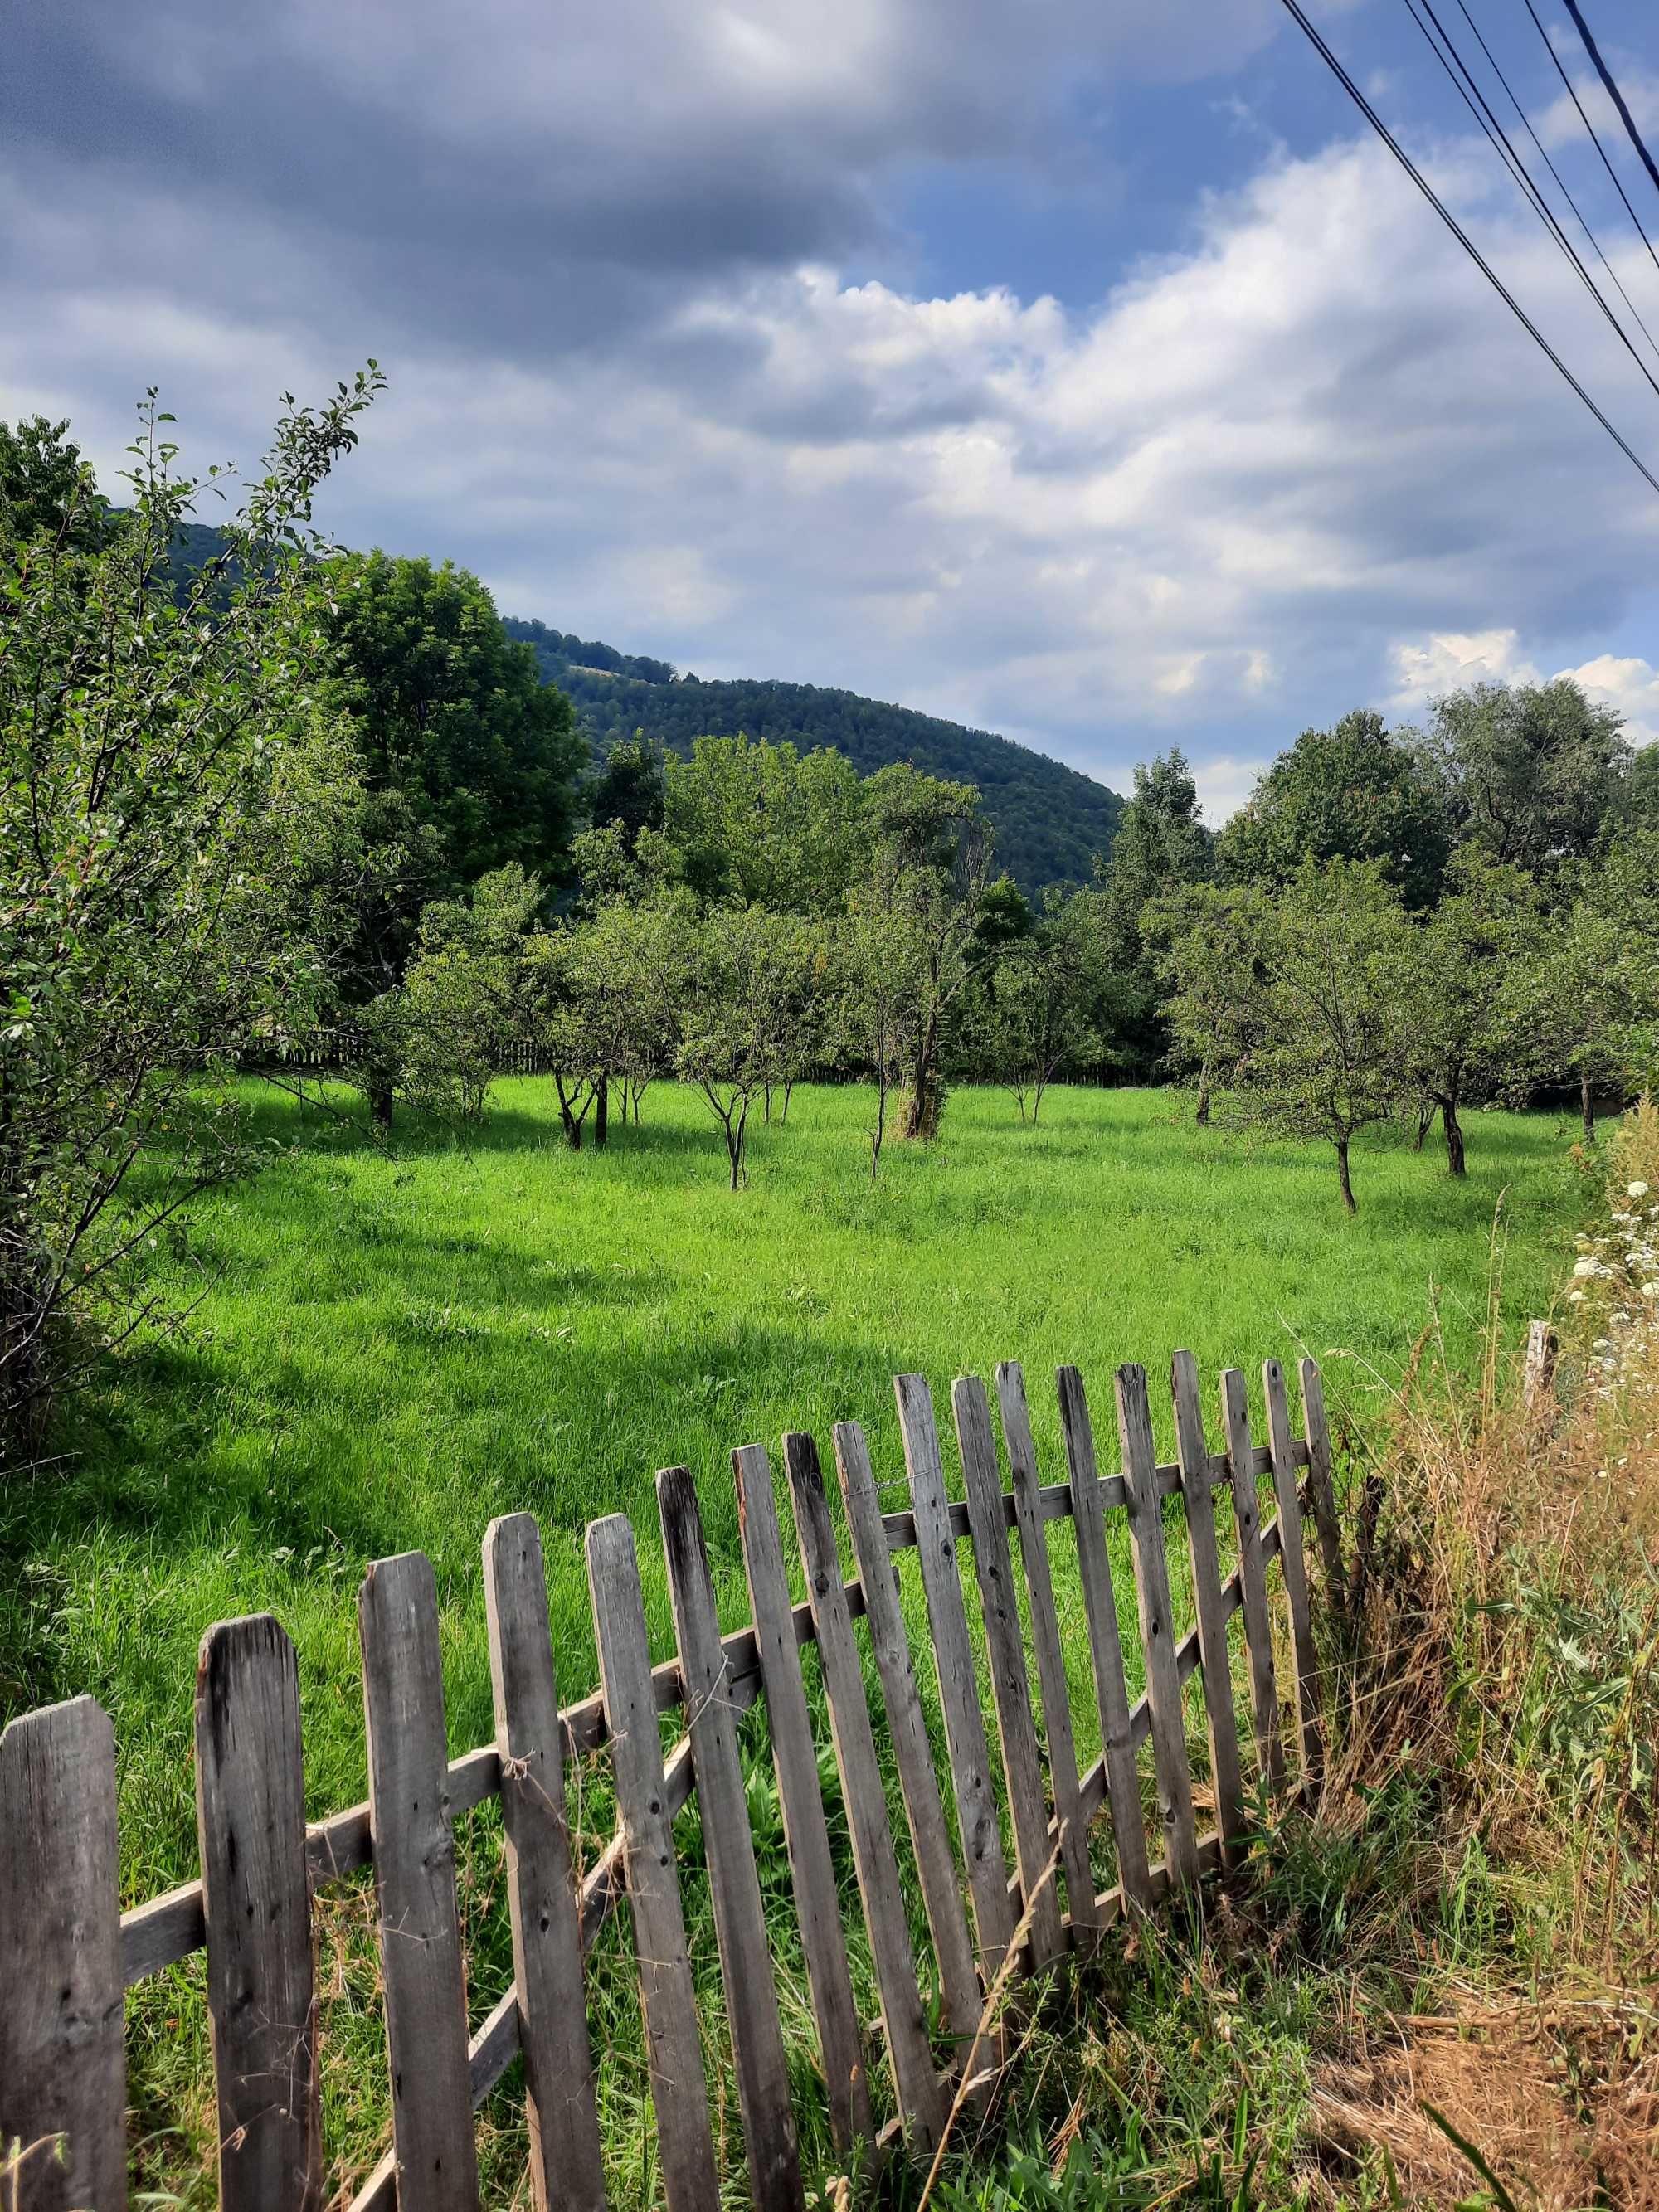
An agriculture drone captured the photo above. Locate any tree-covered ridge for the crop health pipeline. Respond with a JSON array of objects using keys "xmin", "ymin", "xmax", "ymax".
[{"xmin": 502, "ymin": 615, "xmax": 1123, "ymax": 892}]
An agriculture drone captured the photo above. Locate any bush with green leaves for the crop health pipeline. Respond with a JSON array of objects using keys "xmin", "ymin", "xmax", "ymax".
[{"xmin": 0, "ymin": 376, "xmax": 381, "ymax": 1452}]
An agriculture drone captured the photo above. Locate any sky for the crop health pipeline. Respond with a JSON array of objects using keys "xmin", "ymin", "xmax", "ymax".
[{"xmin": 6, "ymin": 1, "xmax": 1659, "ymax": 817}]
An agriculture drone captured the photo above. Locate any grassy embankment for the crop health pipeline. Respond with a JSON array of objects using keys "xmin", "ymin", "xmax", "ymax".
[{"xmin": 0, "ymin": 1080, "xmax": 1595, "ymax": 2205}]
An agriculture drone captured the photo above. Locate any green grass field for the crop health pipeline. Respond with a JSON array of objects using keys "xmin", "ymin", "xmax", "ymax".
[
  {"xmin": 0, "ymin": 1077, "xmax": 1587, "ymax": 2203},
  {"xmin": 3, "ymin": 1078, "xmax": 1578, "ymax": 1889}
]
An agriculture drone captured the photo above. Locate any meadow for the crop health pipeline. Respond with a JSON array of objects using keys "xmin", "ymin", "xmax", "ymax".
[
  {"xmin": 2, "ymin": 1077, "xmax": 1579, "ymax": 1894},
  {"xmin": 0, "ymin": 1076, "xmax": 1595, "ymax": 2204}
]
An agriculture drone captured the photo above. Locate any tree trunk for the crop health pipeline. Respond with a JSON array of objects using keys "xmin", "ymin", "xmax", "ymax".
[
  {"xmin": 901, "ymin": 1008, "xmax": 943, "ymax": 1140},
  {"xmin": 1335, "ymin": 1134, "xmax": 1356, "ymax": 1215},
  {"xmin": 1442, "ymin": 1089, "xmax": 1466, "ymax": 1178},
  {"xmin": 1195, "ymin": 1062, "xmax": 1212, "ymax": 1127},
  {"xmin": 1412, "ymin": 1101, "xmax": 1434, "ymax": 1153},
  {"xmin": 368, "ymin": 1072, "xmax": 394, "ymax": 1130},
  {"xmin": 781, "ymin": 1082, "xmax": 793, "ymax": 1124},
  {"xmin": 870, "ymin": 1080, "xmax": 888, "ymax": 1181},
  {"xmin": 727, "ymin": 1101, "xmax": 749, "ymax": 1190},
  {"xmin": 763, "ymin": 1081, "xmax": 772, "ymax": 1125},
  {"xmin": 594, "ymin": 1073, "xmax": 609, "ymax": 1150},
  {"xmin": 1580, "ymin": 1072, "xmax": 1596, "ymax": 1143}
]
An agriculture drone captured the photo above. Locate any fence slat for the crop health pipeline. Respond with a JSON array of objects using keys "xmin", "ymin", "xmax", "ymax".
[
  {"xmin": 1115, "ymin": 1366, "xmax": 1200, "ymax": 1892},
  {"xmin": 995, "ymin": 1363, "xmax": 1098, "ymax": 1942},
  {"xmin": 951, "ymin": 1377, "xmax": 1065, "ymax": 1971},
  {"xmin": 1169, "ymin": 1354, "xmax": 1248, "ymax": 1862},
  {"xmin": 894, "ymin": 1373, "xmax": 1016, "ymax": 1983},
  {"xmin": 195, "ymin": 1616, "xmax": 321, "ymax": 2212},
  {"xmin": 732, "ymin": 1446, "xmax": 874, "ymax": 2161},
  {"xmin": 782, "ymin": 1433, "xmax": 947, "ymax": 2152},
  {"xmin": 832, "ymin": 1420, "xmax": 983, "ymax": 2047},
  {"xmin": 1262, "ymin": 1360, "xmax": 1323, "ymax": 1782},
  {"xmin": 1218, "ymin": 1371, "xmax": 1285, "ymax": 1792},
  {"xmin": 0, "ymin": 1697, "xmax": 126, "ymax": 2212},
  {"xmin": 358, "ymin": 1552, "xmax": 480, "ymax": 2212},
  {"xmin": 1298, "ymin": 1359, "xmax": 1345, "ymax": 1610},
  {"xmin": 481, "ymin": 1515, "xmax": 606, "ymax": 2212},
  {"xmin": 657, "ymin": 1468, "xmax": 805, "ymax": 2211},
  {"xmin": 586, "ymin": 1514, "xmax": 720, "ymax": 2212},
  {"xmin": 1054, "ymin": 1368, "xmax": 1151, "ymax": 1909}
]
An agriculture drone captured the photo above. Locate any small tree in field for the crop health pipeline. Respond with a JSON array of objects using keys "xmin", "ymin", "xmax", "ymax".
[
  {"xmin": 392, "ymin": 864, "xmax": 542, "ymax": 1122},
  {"xmin": 676, "ymin": 905, "xmax": 816, "ymax": 1188},
  {"xmin": 1160, "ymin": 862, "xmax": 1413, "ymax": 1213},
  {"xmin": 975, "ymin": 887, "xmax": 1118, "ymax": 1123},
  {"xmin": 1402, "ymin": 849, "xmax": 1543, "ymax": 1175},
  {"xmin": 0, "ymin": 377, "xmax": 381, "ymax": 1451},
  {"xmin": 834, "ymin": 863, "xmax": 930, "ymax": 1177}
]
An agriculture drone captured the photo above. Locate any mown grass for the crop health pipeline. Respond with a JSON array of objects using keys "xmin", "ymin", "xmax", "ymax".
[{"xmin": 0, "ymin": 1078, "xmax": 1588, "ymax": 2206}]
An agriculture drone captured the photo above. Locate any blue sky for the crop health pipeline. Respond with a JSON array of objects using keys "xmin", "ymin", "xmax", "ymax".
[{"xmin": 5, "ymin": 0, "xmax": 1659, "ymax": 814}]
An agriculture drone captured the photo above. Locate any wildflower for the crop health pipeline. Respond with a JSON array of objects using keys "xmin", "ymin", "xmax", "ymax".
[
  {"xmin": 1573, "ymin": 1257, "xmax": 1598, "ymax": 1277},
  {"xmin": 1629, "ymin": 1180, "xmax": 1650, "ymax": 1199},
  {"xmin": 1568, "ymin": 1290, "xmax": 1587, "ymax": 1305},
  {"xmin": 1643, "ymin": 1282, "xmax": 1659, "ymax": 1300}
]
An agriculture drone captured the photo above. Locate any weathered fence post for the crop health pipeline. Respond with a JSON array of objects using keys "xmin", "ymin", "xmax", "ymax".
[
  {"xmin": 994, "ymin": 1363, "xmax": 1099, "ymax": 1944},
  {"xmin": 1218, "ymin": 1369, "xmax": 1286, "ymax": 1793},
  {"xmin": 1523, "ymin": 1320, "xmax": 1559, "ymax": 1413},
  {"xmin": 359, "ymin": 1552, "xmax": 480, "ymax": 2212},
  {"xmin": 657, "ymin": 1467, "xmax": 805, "ymax": 2210},
  {"xmin": 783, "ymin": 1432, "xmax": 948, "ymax": 2151},
  {"xmin": 586, "ymin": 1514, "xmax": 721, "ymax": 2212},
  {"xmin": 732, "ymin": 1445, "xmax": 874, "ymax": 2161},
  {"xmin": 951, "ymin": 1375, "xmax": 1066, "ymax": 1969},
  {"xmin": 1170, "ymin": 1352, "xmax": 1247, "ymax": 1864},
  {"xmin": 482, "ymin": 1514, "xmax": 606, "ymax": 2212},
  {"xmin": 194, "ymin": 1616, "xmax": 321, "ymax": 2212},
  {"xmin": 1262, "ymin": 1361, "xmax": 1323, "ymax": 1784},
  {"xmin": 1116, "ymin": 1364, "xmax": 1200, "ymax": 1891},
  {"xmin": 1297, "ymin": 1358, "xmax": 1345, "ymax": 1614},
  {"xmin": 1054, "ymin": 1366, "xmax": 1152, "ymax": 1910},
  {"xmin": 0, "ymin": 1697, "xmax": 127, "ymax": 2212},
  {"xmin": 894, "ymin": 1373, "xmax": 1017, "ymax": 1981}
]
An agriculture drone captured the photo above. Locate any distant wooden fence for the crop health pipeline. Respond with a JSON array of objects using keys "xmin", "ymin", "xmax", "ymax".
[{"xmin": 0, "ymin": 1351, "xmax": 1341, "ymax": 2212}]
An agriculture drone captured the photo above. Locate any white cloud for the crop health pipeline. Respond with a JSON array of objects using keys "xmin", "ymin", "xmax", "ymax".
[
  {"xmin": 1559, "ymin": 652, "xmax": 1659, "ymax": 748},
  {"xmin": 5, "ymin": 7, "xmax": 1658, "ymax": 809}
]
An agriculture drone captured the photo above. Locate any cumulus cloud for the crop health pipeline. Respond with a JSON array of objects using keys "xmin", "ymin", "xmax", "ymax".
[{"xmin": 3, "ymin": 0, "xmax": 1656, "ymax": 803}]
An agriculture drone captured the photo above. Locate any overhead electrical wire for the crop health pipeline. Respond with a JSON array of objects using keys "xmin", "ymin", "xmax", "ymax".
[
  {"xmin": 1450, "ymin": 0, "xmax": 1659, "ymax": 368},
  {"xmin": 1272, "ymin": 0, "xmax": 1659, "ymax": 498},
  {"xmin": 1395, "ymin": 0, "xmax": 1659, "ymax": 397},
  {"xmin": 1560, "ymin": 0, "xmax": 1659, "ymax": 207},
  {"xmin": 1521, "ymin": 0, "xmax": 1659, "ymax": 280}
]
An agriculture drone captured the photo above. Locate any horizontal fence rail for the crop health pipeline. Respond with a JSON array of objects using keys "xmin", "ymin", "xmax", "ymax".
[{"xmin": 1, "ymin": 1351, "xmax": 1342, "ymax": 2212}]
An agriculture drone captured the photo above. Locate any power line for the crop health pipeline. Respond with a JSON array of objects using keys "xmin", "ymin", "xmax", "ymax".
[
  {"xmin": 1272, "ymin": 0, "xmax": 1659, "ymax": 497},
  {"xmin": 1560, "ymin": 0, "xmax": 1659, "ymax": 207},
  {"xmin": 1396, "ymin": 0, "xmax": 1659, "ymax": 397},
  {"xmin": 1522, "ymin": 0, "xmax": 1659, "ymax": 280},
  {"xmin": 1451, "ymin": 0, "xmax": 1659, "ymax": 367}
]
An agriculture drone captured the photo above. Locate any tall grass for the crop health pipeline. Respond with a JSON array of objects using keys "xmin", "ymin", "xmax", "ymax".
[{"xmin": 0, "ymin": 1078, "xmax": 1598, "ymax": 2208}]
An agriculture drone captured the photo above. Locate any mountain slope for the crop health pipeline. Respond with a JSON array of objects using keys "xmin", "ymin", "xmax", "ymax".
[{"xmin": 505, "ymin": 617, "xmax": 1121, "ymax": 891}]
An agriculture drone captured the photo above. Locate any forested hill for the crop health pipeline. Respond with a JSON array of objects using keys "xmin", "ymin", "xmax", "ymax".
[{"xmin": 504, "ymin": 616, "xmax": 1122, "ymax": 891}]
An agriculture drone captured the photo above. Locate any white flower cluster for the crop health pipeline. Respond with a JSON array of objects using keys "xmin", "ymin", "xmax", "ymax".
[{"xmin": 1568, "ymin": 1181, "xmax": 1659, "ymax": 1387}]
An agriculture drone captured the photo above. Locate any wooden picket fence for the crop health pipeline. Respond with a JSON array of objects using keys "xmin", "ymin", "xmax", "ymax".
[{"xmin": 0, "ymin": 1350, "xmax": 1342, "ymax": 2212}]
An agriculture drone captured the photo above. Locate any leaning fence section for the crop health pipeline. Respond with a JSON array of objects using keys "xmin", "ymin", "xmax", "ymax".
[{"xmin": 0, "ymin": 1350, "xmax": 1343, "ymax": 2212}]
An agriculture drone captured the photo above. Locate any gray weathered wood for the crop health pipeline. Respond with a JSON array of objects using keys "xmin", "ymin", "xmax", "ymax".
[
  {"xmin": 1262, "ymin": 1360, "xmax": 1323, "ymax": 1781},
  {"xmin": 195, "ymin": 1616, "xmax": 320, "ymax": 2212},
  {"xmin": 358, "ymin": 1551, "xmax": 479, "ymax": 2212},
  {"xmin": 586, "ymin": 1514, "xmax": 720, "ymax": 2212},
  {"xmin": 482, "ymin": 1514, "xmax": 606, "ymax": 2212},
  {"xmin": 832, "ymin": 1420, "xmax": 983, "ymax": 2046},
  {"xmin": 1218, "ymin": 1369, "xmax": 1285, "ymax": 1791},
  {"xmin": 1115, "ymin": 1366, "xmax": 1200, "ymax": 1891},
  {"xmin": 657, "ymin": 1467, "xmax": 805, "ymax": 2211},
  {"xmin": 1297, "ymin": 1358, "xmax": 1345, "ymax": 1610},
  {"xmin": 1053, "ymin": 1366, "xmax": 1151, "ymax": 1908},
  {"xmin": 1523, "ymin": 1320, "xmax": 1559, "ymax": 1414},
  {"xmin": 1169, "ymin": 1353, "xmax": 1248, "ymax": 1862},
  {"xmin": 893, "ymin": 1373, "xmax": 1015, "ymax": 1982},
  {"xmin": 995, "ymin": 1363, "xmax": 1098, "ymax": 1942},
  {"xmin": 951, "ymin": 1376, "xmax": 1066, "ymax": 1970},
  {"xmin": 732, "ymin": 1445, "xmax": 874, "ymax": 2160},
  {"xmin": 0, "ymin": 1696, "xmax": 126, "ymax": 2212},
  {"xmin": 783, "ymin": 1433, "xmax": 947, "ymax": 2152}
]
